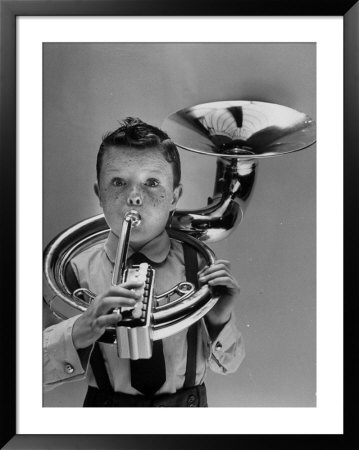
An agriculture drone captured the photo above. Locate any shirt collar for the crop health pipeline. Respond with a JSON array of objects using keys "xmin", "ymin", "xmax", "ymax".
[{"xmin": 104, "ymin": 229, "xmax": 171, "ymax": 264}]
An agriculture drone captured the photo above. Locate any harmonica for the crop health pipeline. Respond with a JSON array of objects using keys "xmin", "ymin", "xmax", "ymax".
[
  {"xmin": 116, "ymin": 263, "xmax": 156, "ymax": 359},
  {"xmin": 113, "ymin": 211, "xmax": 156, "ymax": 359}
]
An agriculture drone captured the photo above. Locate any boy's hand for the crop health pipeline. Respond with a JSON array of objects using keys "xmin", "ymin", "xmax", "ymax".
[
  {"xmin": 72, "ymin": 280, "xmax": 144, "ymax": 349},
  {"xmin": 198, "ymin": 259, "xmax": 240, "ymax": 331}
]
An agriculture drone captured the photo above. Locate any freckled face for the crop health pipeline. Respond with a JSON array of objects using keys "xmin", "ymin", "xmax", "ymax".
[{"xmin": 95, "ymin": 146, "xmax": 181, "ymax": 249}]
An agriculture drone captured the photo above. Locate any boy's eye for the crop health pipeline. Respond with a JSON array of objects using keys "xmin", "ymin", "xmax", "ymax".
[
  {"xmin": 112, "ymin": 178, "xmax": 125, "ymax": 187},
  {"xmin": 145, "ymin": 178, "xmax": 160, "ymax": 187}
]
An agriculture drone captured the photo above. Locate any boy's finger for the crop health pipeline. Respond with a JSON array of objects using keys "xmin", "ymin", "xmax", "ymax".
[
  {"xmin": 207, "ymin": 277, "xmax": 235, "ymax": 287},
  {"xmin": 214, "ymin": 259, "xmax": 231, "ymax": 266},
  {"xmin": 199, "ymin": 269, "xmax": 230, "ymax": 282},
  {"xmin": 119, "ymin": 280, "xmax": 145, "ymax": 289},
  {"xmin": 198, "ymin": 261, "xmax": 231, "ymax": 277},
  {"xmin": 207, "ymin": 277, "xmax": 240, "ymax": 292},
  {"xmin": 197, "ymin": 265, "xmax": 209, "ymax": 275},
  {"xmin": 96, "ymin": 312, "xmax": 123, "ymax": 328},
  {"xmin": 98, "ymin": 297, "xmax": 137, "ymax": 315},
  {"xmin": 199, "ymin": 265, "xmax": 230, "ymax": 277},
  {"xmin": 107, "ymin": 284, "xmax": 144, "ymax": 299}
]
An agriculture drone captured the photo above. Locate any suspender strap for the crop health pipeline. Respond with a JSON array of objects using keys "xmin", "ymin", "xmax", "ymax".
[
  {"xmin": 183, "ymin": 243, "xmax": 200, "ymax": 290},
  {"xmin": 90, "ymin": 343, "xmax": 113, "ymax": 392},
  {"xmin": 64, "ymin": 263, "xmax": 80, "ymax": 292},
  {"xmin": 66, "ymin": 263, "xmax": 115, "ymax": 391},
  {"xmin": 182, "ymin": 243, "xmax": 199, "ymax": 388}
]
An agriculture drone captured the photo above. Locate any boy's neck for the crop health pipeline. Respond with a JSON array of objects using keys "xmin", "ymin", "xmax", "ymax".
[
  {"xmin": 128, "ymin": 232, "xmax": 163, "ymax": 252},
  {"xmin": 106, "ymin": 229, "xmax": 170, "ymax": 265},
  {"xmin": 129, "ymin": 241, "xmax": 146, "ymax": 252}
]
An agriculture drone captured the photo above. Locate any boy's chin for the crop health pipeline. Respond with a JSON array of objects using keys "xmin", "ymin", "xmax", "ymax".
[{"xmin": 130, "ymin": 227, "xmax": 164, "ymax": 246}]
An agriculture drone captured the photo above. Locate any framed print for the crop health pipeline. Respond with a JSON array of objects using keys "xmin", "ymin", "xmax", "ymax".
[{"xmin": 1, "ymin": 1, "xmax": 357, "ymax": 448}]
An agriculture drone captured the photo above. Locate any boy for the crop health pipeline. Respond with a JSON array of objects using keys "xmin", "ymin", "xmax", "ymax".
[{"xmin": 43, "ymin": 117, "xmax": 245, "ymax": 407}]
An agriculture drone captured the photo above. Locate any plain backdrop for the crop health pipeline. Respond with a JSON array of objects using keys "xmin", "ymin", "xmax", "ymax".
[{"xmin": 43, "ymin": 43, "xmax": 316, "ymax": 407}]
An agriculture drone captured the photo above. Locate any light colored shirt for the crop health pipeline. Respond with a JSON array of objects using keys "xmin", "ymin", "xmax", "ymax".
[{"xmin": 43, "ymin": 230, "xmax": 245, "ymax": 394}]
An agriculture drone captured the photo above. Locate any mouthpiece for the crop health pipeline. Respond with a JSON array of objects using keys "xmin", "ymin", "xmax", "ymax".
[{"xmin": 125, "ymin": 210, "xmax": 141, "ymax": 227}]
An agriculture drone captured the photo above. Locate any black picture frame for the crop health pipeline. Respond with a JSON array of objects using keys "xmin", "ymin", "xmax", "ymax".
[{"xmin": 1, "ymin": 1, "xmax": 357, "ymax": 448}]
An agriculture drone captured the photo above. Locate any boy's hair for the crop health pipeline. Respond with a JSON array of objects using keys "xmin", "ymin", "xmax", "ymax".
[{"xmin": 97, "ymin": 117, "xmax": 181, "ymax": 187}]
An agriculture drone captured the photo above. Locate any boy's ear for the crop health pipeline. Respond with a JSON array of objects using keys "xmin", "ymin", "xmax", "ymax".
[
  {"xmin": 170, "ymin": 184, "xmax": 183, "ymax": 210},
  {"xmin": 94, "ymin": 182, "xmax": 102, "ymax": 206}
]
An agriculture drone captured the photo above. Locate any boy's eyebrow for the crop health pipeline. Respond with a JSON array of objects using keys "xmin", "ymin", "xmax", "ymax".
[{"xmin": 105, "ymin": 168, "xmax": 166, "ymax": 176}]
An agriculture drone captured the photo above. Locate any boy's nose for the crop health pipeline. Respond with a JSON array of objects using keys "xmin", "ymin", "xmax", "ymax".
[{"xmin": 127, "ymin": 192, "xmax": 143, "ymax": 206}]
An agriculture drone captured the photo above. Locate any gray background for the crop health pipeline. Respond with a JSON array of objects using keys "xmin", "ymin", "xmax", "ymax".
[{"xmin": 43, "ymin": 43, "xmax": 316, "ymax": 407}]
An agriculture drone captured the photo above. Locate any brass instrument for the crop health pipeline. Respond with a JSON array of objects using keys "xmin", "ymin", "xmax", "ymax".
[{"xmin": 43, "ymin": 100, "xmax": 316, "ymax": 359}]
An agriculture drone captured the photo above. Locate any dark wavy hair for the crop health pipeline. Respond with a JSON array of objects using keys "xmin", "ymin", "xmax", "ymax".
[{"xmin": 96, "ymin": 117, "xmax": 181, "ymax": 188}]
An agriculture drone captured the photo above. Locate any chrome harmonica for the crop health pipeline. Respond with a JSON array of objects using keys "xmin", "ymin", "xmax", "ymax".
[
  {"xmin": 112, "ymin": 210, "xmax": 156, "ymax": 359},
  {"xmin": 116, "ymin": 262, "xmax": 156, "ymax": 359}
]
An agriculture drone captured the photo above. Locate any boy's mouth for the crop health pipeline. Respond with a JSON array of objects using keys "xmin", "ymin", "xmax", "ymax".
[{"xmin": 124, "ymin": 209, "xmax": 142, "ymax": 228}]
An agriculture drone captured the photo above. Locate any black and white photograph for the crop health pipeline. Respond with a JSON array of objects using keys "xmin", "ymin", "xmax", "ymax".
[
  {"xmin": 2, "ymin": 3, "xmax": 354, "ymax": 446},
  {"xmin": 42, "ymin": 42, "xmax": 316, "ymax": 408}
]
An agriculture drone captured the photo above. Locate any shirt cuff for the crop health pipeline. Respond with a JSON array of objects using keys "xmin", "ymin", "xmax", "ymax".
[
  {"xmin": 201, "ymin": 313, "xmax": 245, "ymax": 373},
  {"xmin": 43, "ymin": 315, "xmax": 93, "ymax": 385}
]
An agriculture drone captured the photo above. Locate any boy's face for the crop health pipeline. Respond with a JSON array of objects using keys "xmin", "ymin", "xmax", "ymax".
[{"xmin": 95, "ymin": 146, "xmax": 182, "ymax": 249}]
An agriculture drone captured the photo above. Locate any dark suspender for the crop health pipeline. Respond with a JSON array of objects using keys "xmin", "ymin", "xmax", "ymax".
[
  {"xmin": 90, "ymin": 341, "xmax": 113, "ymax": 392},
  {"xmin": 182, "ymin": 244, "xmax": 199, "ymax": 388},
  {"xmin": 89, "ymin": 242, "xmax": 199, "ymax": 392},
  {"xmin": 65, "ymin": 263, "xmax": 115, "ymax": 391}
]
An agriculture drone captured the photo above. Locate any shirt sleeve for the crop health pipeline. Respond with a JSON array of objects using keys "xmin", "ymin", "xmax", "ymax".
[
  {"xmin": 43, "ymin": 315, "xmax": 93, "ymax": 390},
  {"xmin": 200, "ymin": 313, "xmax": 245, "ymax": 374}
]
